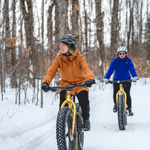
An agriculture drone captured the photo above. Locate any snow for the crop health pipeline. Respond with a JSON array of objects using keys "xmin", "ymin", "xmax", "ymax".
[{"xmin": 0, "ymin": 78, "xmax": 150, "ymax": 150}]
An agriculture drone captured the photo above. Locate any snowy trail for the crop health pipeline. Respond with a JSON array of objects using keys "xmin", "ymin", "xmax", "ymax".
[
  {"xmin": 84, "ymin": 84, "xmax": 150, "ymax": 150},
  {"xmin": 0, "ymin": 118, "xmax": 57, "ymax": 150},
  {"xmin": 0, "ymin": 80, "xmax": 150, "ymax": 150},
  {"xmin": 20, "ymin": 119, "xmax": 57, "ymax": 150}
]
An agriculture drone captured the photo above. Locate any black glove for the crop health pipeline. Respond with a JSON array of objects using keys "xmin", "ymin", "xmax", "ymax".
[
  {"xmin": 42, "ymin": 82, "xmax": 49, "ymax": 92},
  {"xmin": 85, "ymin": 79, "xmax": 95, "ymax": 87}
]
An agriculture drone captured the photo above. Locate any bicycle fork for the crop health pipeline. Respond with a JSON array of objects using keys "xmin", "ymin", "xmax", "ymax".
[
  {"xmin": 116, "ymin": 84, "xmax": 127, "ymax": 113},
  {"xmin": 60, "ymin": 91, "xmax": 76, "ymax": 136}
]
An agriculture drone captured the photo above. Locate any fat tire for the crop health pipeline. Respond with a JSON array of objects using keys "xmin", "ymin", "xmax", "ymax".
[
  {"xmin": 117, "ymin": 95, "xmax": 126, "ymax": 130},
  {"xmin": 56, "ymin": 107, "xmax": 77, "ymax": 150},
  {"xmin": 76, "ymin": 103, "xmax": 84, "ymax": 150}
]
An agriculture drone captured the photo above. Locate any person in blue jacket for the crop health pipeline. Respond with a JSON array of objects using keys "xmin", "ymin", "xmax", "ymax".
[{"xmin": 103, "ymin": 46, "xmax": 138, "ymax": 116}]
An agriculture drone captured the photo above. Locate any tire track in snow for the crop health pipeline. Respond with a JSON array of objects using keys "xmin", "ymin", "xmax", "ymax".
[{"xmin": 0, "ymin": 117, "xmax": 56, "ymax": 150}]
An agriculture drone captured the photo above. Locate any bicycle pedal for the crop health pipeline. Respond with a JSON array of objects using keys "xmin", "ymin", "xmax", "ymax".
[{"xmin": 81, "ymin": 128, "xmax": 84, "ymax": 132}]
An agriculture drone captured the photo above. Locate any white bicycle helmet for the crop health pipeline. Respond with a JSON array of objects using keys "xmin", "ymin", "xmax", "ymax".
[{"xmin": 117, "ymin": 46, "xmax": 128, "ymax": 53}]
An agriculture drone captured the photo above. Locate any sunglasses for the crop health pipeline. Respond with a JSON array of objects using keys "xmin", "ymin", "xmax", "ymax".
[{"xmin": 119, "ymin": 52, "xmax": 125, "ymax": 55}]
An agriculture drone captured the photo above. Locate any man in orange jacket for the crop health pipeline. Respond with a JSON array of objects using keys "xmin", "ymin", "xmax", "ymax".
[{"xmin": 42, "ymin": 35, "xmax": 95, "ymax": 131}]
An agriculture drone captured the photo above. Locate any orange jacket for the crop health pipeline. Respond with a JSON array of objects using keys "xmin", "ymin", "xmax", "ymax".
[{"xmin": 43, "ymin": 48, "xmax": 95, "ymax": 94}]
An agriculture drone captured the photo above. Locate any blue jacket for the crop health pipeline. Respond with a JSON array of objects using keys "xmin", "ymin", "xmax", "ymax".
[{"xmin": 105, "ymin": 56, "xmax": 137, "ymax": 81}]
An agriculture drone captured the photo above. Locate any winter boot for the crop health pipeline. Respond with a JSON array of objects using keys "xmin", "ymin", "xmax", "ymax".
[
  {"xmin": 113, "ymin": 104, "xmax": 117, "ymax": 113},
  {"xmin": 84, "ymin": 119, "xmax": 91, "ymax": 131},
  {"xmin": 128, "ymin": 108, "xmax": 134, "ymax": 116}
]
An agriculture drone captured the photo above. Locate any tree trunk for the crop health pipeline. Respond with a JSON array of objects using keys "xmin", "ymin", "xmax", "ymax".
[
  {"xmin": 20, "ymin": 0, "xmax": 36, "ymax": 87},
  {"xmin": 131, "ymin": 1, "xmax": 135, "ymax": 55},
  {"xmin": 0, "ymin": 36, "xmax": 3, "ymax": 101},
  {"xmin": 110, "ymin": 0, "xmax": 119, "ymax": 60},
  {"xmin": 0, "ymin": 0, "xmax": 3, "ymax": 100},
  {"xmin": 47, "ymin": 1, "xmax": 55, "ymax": 64},
  {"xmin": 95, "ymin": 0, "xmax": 105, "ymax": 76},
  {"xmin": 127, "ymin": 0, "xmax": 135, "ymax": 54},
  {"xmin": 145, "ymin": 15, "xmax": 150, "ymax": 60},
  {"xmin": 79, "ymin": 17, "xmax": 83, "ymax": 53},
  {"xmin": 17, "ymin": 14, "xmax": 24, "ymax": 105},
  {"xmin": 55, "ymin": 0, "xmax": 69, "ymax": 38},
  {"xmin": 72, "ymin": 0, "xmax": 79, "ymax": 37},
  {"xmin": 83, "ymin": 0, "xmax": 88, "ymax": 59},
  {"xmin": 3, "ymin": 0, "xmax": 10, "ymax": 73},
  {"xmin": 11, "ymin": 0, "xmax": 17, "ymax": 88},
  {"xmin": 54, "ymin": 3, "xmax": 60, "ymax": 54},
  {"xmin": 139, "ymin": 0, "xmax": 143, "ymax": 44},
  {"xmin": 41, "ymin": 0, "xmax": 44, "ymax": 108}
]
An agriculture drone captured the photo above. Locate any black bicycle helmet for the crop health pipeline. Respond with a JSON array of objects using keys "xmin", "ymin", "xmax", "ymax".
[{"xmin": 58, "ymin": 34, "xmax": 77, "ymax": 50}]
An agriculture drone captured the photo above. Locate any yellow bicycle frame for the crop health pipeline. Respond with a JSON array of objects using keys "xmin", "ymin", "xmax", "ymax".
[
  {"xmin": 116, "ymin": 83, "xmax": 127, "ymax": 113},
  {"xmin": 60, "ymin": 90, "xmax": 83, "ymax": 136}
]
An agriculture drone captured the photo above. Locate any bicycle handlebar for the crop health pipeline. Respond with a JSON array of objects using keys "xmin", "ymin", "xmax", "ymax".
[
  {"xmin": 108, "ymin": 80, "xmax": 132, "ymax": 84},
  {"xmin": 49, "ymin": 84, "xmax": 86, "ymax": 92},
  {"xmin": 107, "ymin": 79, "xmax": 136, "ymax": 84}
]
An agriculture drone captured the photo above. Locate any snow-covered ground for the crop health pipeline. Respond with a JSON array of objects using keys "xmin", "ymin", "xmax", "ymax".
[{"xmin": 0, "ymin": 78, "xmax": 150, "ymax": 150}]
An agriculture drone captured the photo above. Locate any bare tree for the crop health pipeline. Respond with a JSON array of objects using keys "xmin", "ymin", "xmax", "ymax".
[
  {"xmin": 3, "ymin": 0, "xmax": 10, "ymax": 73},
  {"xmin": 41, "ymin": 0, "xmax": 44, "ymax": 108},
  {"xmin": 47, "ymin": 1, "xmax": 55, "ymax": 64},
  {"xmin": 127, "ymin": 0, "xmax": 135, "ymax": 54},
  {"xmin": 20, "ymin": 0, "xmax": 37, "ymax": 87},
  {"xmin": 139, "ymin": 0, "xmax": 143, "ymax": 44},
  {"xmin": 18, "ymin": 15, "xmax": 24, "ymax": 105},
  {"xmin": 0, "ymin": 43, "xmax": 3, "ymax": 100},
  {"xmin": 0, "ymin": 0, "xmax": 4, "ymax": 101},
  {"xmin": 54, "ymin": 3, "xmax": 59, "ymax": 53},
  {"xmin": 110, "ymin": 0, "xmax": 119, "ymax": 60},
  {"xmin": 72, "ymin": 0, "xmax": 79, "ymax": 37},
  {"xmin": 131, "ymin": 1, "xmax": 135, "ymax": 55},
  {"xmin": 145, "ymin": 15, "xmax": 150, "ymax": 59},
  {"xmin": 95, "ymin": 0, "xmax": 105, "ymax": 76},
  {"xmin": 10, "ymin": 0, "xmax": 17, "ymax": 88},
  {"xmin": 55, "ymin": 0, "xmax": 70, "ymax": 38},
  {"xmin": 83, "ymin": 0, "xmax": 88, "ymax": 59},
  {"xmin": 78, "ymin": 16, "xmax": 83, "ymax": 52}
]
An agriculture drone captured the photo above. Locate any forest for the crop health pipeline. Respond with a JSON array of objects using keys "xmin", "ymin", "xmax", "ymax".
[{"xmin": 0, "ymin": 0, "xmax": 150, "ymax": 106}]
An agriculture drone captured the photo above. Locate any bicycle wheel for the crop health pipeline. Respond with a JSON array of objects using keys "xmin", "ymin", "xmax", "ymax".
[
  {"xmin": 76, "ymin": 103, "xmax": 84, "ymax": 150},
  {"xmin": 56, "ymin": 107, "xmax": 77, "ymax": 150},
  {"xmin": 117, "ymin": 95, "xmax": 126, "ymax": 130}
]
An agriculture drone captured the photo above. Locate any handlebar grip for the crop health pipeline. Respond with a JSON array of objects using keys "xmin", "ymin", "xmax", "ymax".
[
  {"xmin": 49, "ymin": 87, "xmax": 57, "ymax": 92},
  {"xmin": 93, "ymin": 80, "xmax": 96, "ymax": 84},
  {"xmin": 108, "ymin": 80, "xmax": 113, "ymax": 84}
]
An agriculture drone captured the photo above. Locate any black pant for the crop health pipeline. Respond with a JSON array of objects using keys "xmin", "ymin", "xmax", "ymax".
[
  {"xmin": 113, "ymin": 82, "xmax": 132, "ymax": 108},
  {"xmin": 60, "ymin": 90, "xmax": 90, "ymax": 120}
]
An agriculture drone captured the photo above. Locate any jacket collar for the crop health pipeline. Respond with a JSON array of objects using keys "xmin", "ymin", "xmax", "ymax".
[
  {"xmin": 117, "ymin": 56, "xmax": 128, "ymax": 62},
  {"xmin": 59, "ymin": 48, "xmax": 78, "ymax": 62}
]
